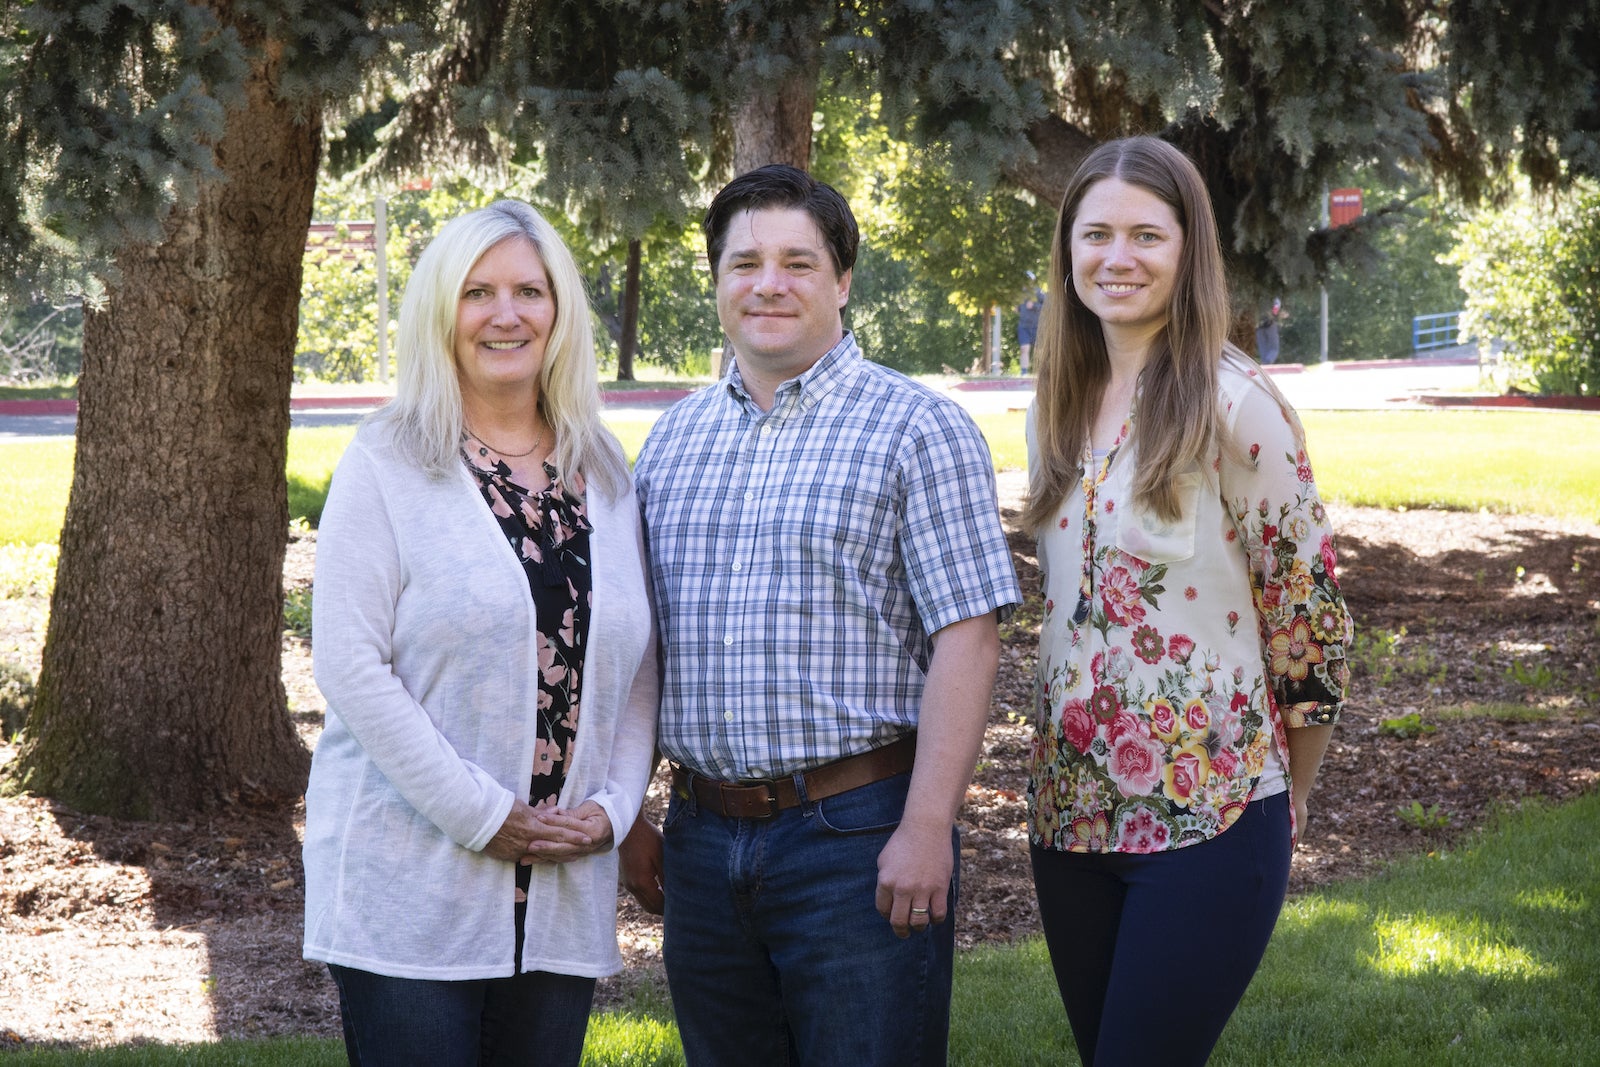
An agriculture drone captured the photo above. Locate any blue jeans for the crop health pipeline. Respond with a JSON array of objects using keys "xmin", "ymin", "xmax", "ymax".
[
  {"xmin": 1030, "ymin": 793, "xmax": 1292, "ymax": 1067},
  {"xmin": 327, "ymin": 964, "xmax": 596, "ymax": 1067},
  {"xmin": 661, "ymin": 770, "xmax": 956, "ymax": 1066}
]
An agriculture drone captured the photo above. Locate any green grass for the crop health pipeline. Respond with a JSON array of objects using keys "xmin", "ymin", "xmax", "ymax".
[
  {"xmin": 0, "ymin": 438, "xmax": 74, "ymax": 545},
  {"xmin": 0, "ymin": 380, "xmax": 75, "ymax": 400},
  {"xmin": 13, "ymin": 792, "xmax": 1594, "ymax": 1065},
  {"xmin": 968, "ymin": 409, "xmax": 1600, "ymax": 525},
  {"xmin": 5, "ymin": 408, "xmax": 1594, "ymax": 545},
  {"xmin": 1299, "ymin": 410, "xmax": 1600, "ymax": 524}
]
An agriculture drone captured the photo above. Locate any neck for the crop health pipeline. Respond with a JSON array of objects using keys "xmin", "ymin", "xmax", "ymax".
[{"xmin": 462, "ymin": 392, "xmax": 547, "ymax": 451}]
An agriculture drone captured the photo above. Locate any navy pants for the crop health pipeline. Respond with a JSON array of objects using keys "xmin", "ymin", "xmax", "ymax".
[
  {"xmin": 328, "ymin": 964, "xmax": 596, "ymax": 1067},
  {"xmin": 1030, "ymin": 793, "xmax": 1292, "ymax": 1067}
]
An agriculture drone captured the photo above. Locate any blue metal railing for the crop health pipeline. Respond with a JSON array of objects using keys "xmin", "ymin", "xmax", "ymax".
[{"xmin": 1412, "ymin": 310, "xmax": 1463, "ymax": 352}]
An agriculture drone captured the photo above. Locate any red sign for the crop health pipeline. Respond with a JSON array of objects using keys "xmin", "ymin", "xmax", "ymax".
[{"xmin": 1330, "ymin": 188, "xmax": 1363, "ymax": 228}]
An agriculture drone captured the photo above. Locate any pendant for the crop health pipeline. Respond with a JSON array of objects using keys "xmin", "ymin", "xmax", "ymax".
[{"xmin": 1072, "ymin": 593, "xmax": 1092, "ymax": 625}]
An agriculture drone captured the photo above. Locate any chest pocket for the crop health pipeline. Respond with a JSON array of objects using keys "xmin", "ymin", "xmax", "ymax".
[{"xmin": 1114, "ymin": 471, "xmax": 1202, "ymax": 564}]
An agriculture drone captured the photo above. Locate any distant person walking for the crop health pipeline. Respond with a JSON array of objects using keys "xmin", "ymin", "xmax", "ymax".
[
  {"xmin": 1017, "ymin": 276, "xmax": 1044, "ymax": 376},
  {"xmin": 1255, "ymin": 297, "xmax": 1284, "ymax": 364}
]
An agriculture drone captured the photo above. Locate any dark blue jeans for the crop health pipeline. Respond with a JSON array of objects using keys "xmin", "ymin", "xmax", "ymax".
[
  {"xmin": 661, "ymin": 770, "xmax": 956, "ymax": 1066},
  {"xmin": 327, "ymin": 963, "xmax": 596, "ymax": 1067},
  {"xmin": 1030, "ymin": 793, "xmax": 1292, "ymax": 1067}
]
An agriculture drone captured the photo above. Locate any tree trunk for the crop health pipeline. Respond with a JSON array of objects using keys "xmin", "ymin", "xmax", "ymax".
[
  {"xmin": 617, "ymin": 238, "xmax": 641, "ymax": 382},
  {"xmin": 11, "ymin": 36, "xmax": 316, "ymax": 818},
  {"xmin": 731, "ymin": 65, "xmax": 817, "ymax": 173}
]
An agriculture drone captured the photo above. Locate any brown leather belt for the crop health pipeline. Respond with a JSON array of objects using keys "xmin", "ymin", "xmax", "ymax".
[{"xmin": 672, "ymin": 735, "xmax": 917, "ymax": 819}]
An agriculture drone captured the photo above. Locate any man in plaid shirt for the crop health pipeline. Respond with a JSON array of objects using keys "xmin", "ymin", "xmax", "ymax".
[{"xmin": 620, "ymin": 165, "xmax": 1020, "ymax": 1066}]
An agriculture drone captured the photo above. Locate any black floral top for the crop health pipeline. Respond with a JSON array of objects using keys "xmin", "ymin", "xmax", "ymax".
[{"xmin": 464, "ymin": 448, "xmax": 593, "ymax": 966}]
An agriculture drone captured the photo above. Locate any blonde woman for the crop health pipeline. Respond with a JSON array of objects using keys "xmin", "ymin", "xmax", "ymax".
[
  {"xmin": 1023, "ymin": 137, "xmax": 1352, "ymax": 1066},
  {"xmin": 304, "ymin": 200, "xmax": 657, "ymax": 1066}
]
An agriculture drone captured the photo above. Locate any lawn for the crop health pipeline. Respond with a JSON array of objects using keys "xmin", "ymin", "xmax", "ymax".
[
  {"xmin": 3, "ymin": 408, "xmax": 1596, "ymax": 545},
  {"xmin": 6, "ymin": 791, "xmax": 1595, "ymax": 1065}
]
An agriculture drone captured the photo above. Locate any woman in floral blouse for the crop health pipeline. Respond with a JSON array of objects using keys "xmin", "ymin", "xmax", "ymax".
[
  {"xmin": 1021, "ymin": 136, "xmax": 1352, "ymax": 1066},
  {"xmin": 305, "ymin": 201, "xmax": 657, "ymax": 1066}
]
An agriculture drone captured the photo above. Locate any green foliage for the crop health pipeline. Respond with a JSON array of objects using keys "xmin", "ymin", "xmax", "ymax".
[
  {"xmin": 0, "ymin": 298, "xmax": 83, "ymax": 382},
  {"xmin": 1279, "ymin": 189, "xmax": 1467, "ymax": 362},
  {"xmin": 1506, "ymin": 658, "xmax": 1557, "ymax": 691},
  {"xmin": 1396, "ymin": 799, "xmax": 1452, "ymax": 831},
  {"xmin": 0, "ymin": 542, "xmax": 58, "ymax": 599},
  {"xmin": 1379, "ymin": 712, "xmax": 1437, "ymax": 740},
  {"xmin": 0, "ymin": 1, "xmax": 432, "ymax": 294},
  {"xmin": 0, "ymin": 658, "xmax": 35, "ymax": 739},
  {"xmin": 1448, "ymin": 181, "xmax": 1600, "ymax": 396},
  {"xmin": 282, "ymin": 586, "xmax": 313, "ymax": 638}
]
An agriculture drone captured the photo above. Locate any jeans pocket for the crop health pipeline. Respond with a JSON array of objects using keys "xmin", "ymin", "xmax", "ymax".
[
  {"xmin": 663, "ymin": 788, "xmax": 693, "ymax": 833},
  {"xmin": 813, "ymin": 773, "xmax": 909, "ymax": 836}
]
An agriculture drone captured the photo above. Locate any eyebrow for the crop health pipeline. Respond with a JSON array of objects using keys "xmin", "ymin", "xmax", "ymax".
[{"xmin": 725, "ymin": 245, "xmax": 824, "ymax": 262}]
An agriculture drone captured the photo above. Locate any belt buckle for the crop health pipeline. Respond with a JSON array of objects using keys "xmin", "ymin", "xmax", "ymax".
[{"xmin": 724, "ymin": 780, "xmax": 779, "ymax": 819}]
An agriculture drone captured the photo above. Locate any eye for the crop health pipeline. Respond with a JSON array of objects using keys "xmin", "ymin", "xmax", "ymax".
[
  {"xmin": 462, "ymin": 286, "xmax": 487, "ymax": 299},
  {"xmin": 520, "ymin": 286, "xmax": 544, "ymax": 299}
]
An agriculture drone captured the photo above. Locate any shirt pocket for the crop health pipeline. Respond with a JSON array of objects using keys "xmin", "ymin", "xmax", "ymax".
[{"xmin": 1114, "ymin": 471, "xmax": 1202, "ymax": 565}]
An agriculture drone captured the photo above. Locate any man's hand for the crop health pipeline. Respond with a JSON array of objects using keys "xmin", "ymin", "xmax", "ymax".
[
  {"xmin": 618, "ymin": 816, "xmax": 665, "ymax": 914},
  {"xmin": 874, "ymin": 817, "xmax": 953, "ymax": 938}
]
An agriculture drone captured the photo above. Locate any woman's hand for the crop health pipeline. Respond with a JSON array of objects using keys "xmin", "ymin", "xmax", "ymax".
[
  {"xmin": 482, "ymin": 798, "xmax": 612, "ymax": 863},
  {"xmin": 520, "ymin": 799, "xmax": 614, "ymax": 864}
]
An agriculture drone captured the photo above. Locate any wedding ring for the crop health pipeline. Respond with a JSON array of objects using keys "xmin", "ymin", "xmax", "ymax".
[{"xmin": 910, "ymin": 907, "xmax": 929, "ymax": 915}]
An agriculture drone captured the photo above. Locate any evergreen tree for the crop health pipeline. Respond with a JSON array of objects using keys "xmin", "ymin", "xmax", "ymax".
[
  {"xmin": 0, "ymin": 0, "xmax": 432, "ymax": 817},
  {"xmin": 2, "ymin": 0, "xmax": 1596, "ymax": 817}
]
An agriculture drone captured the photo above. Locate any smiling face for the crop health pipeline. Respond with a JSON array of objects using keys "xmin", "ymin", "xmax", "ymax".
[
  {"xmin": 1069, "ymin": 177, "xmax": 1185, "ymax": 351},
  {"xmin": 714, "ymin": 206, "xmax": 850, "ymax": 393},
  {"xmin": 452, "ymin": 236, "xmax": 556, "ymax": 405}
]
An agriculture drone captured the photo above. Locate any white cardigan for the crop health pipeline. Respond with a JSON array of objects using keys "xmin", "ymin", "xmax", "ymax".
[{"xmin": 303, "ymin": 421, "xmax": 658, "ymax": 980}]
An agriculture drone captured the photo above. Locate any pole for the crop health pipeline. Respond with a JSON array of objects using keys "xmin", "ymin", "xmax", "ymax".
[
  {"xmin": 375, "ymin": 193, "xmax": 389, "ymax": 383},
  {"xmin": 1319, "ymin": 187, "xmax": 1329, "ymax": 364},
  {"xmin": 990, "ymin": 305, "xmax": 1003, "ymax": 375}
]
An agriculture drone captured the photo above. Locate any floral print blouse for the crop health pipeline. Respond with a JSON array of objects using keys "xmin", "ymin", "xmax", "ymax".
[
  {"xmin": 464, "ymin": 448, "xmax": 592, "ymax": 959},
  {"xmin": 1027, "ymin": 360, "xmax": 1352, "ymax": 854}
]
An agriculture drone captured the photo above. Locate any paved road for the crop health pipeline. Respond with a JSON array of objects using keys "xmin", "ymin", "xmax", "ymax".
[{"xmin": 0, "ymin": 354, "xmax": 1489, "ymax": 441}]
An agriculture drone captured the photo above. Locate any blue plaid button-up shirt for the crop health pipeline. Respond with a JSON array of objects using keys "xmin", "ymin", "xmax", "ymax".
[{"xmin": 635, "ymin": 334, "xmax": 1021, "ymax": 781}]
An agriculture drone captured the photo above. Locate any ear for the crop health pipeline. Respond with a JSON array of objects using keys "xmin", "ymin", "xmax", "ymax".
[{"xmin": 836, "ymin": 267, "xmax": 852, "ymax": 309}]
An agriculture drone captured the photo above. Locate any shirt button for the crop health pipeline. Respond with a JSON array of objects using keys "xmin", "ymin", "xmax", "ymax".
[
  {"xmin": 743, "ymin": 491, "xmax": 754, "ymax": 501},
  {"xmin": 723, "ymin": 634, "xmax": 734, "ymax": 645},
  {"xmin": 723, "ymin": 710, "xmax": 734, "ymax": 722},
  {"xmin": 731, "ymin": 561, "xmax": 742, "ymax": 571},
  {"xmin": 761, "ymin": 424, "xmax": 773, "ymax": 435}
]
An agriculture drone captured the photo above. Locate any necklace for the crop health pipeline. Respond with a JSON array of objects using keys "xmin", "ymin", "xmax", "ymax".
[
  {"xmin": 1072, "ymin": 405, "xmax": 1135, "ymax": 626},
  {"xmin": 467, "ymin": 424, "xmax": 545, "ymax": 459}
]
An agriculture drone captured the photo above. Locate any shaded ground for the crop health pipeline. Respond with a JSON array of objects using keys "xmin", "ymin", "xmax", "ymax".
[{"xmin": 2, "ymin": 472, "xmax": 1598, "ymax": 1049}]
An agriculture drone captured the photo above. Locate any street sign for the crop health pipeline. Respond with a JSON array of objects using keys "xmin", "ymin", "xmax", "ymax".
[{"xmin": 1330, "ymin": 188, "xmax": 1363, "ymax": 228}]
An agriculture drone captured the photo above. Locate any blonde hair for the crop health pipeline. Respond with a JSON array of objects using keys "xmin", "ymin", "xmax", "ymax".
[
  {"xmin": 1023, "ymin": 136, "xmax": 1272, "ymax": 533},
  {"xmin": 375, "ymin": 199, "xmax": 628, "ymax": 500}
]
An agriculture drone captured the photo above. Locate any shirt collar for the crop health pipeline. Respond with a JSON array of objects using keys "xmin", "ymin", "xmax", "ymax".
[{"xmin": 724, "ymin": 332, "xmax": 862, "ymax": 412}]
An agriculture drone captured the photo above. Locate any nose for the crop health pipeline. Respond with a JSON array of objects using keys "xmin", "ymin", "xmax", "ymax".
[
  {"xmin": 489, "ymin": 290, "xmax": 519, "ymax": 325},
  {"xmin": 1104, "ymin": 235, "xmax": 1137, "ymax": 269},
  {"xmin": 751, "ymin": 262, "xmax": 787, "ymax": 297}
]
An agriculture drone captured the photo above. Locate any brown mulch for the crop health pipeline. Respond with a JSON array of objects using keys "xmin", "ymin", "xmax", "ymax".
[{"xmin": 2, "ymin": 470, "xmax": 1598, "ymax": 1050}]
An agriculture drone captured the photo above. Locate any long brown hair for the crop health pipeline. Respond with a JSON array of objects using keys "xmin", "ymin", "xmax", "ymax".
[{"xmin": 1021, "ymin": 136, "xmax": 1234, "ymax": 533}]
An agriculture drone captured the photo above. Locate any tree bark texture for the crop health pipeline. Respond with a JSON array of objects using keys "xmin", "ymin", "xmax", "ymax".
[
  {"xmin": 617, "ymin": 238, "xmax": 641, "ymax": 382},
  {"xmin": 13, "ymin": 36, "xmax": 316, "ymax": 818},
  {"xmin": 730, "ymin": 49, "xmax": 817, "ymax": 173}
]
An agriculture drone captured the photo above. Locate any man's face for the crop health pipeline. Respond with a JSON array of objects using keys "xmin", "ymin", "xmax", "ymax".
[{"xmin": 714, "ymin": 207, "xmax": 850, "ymax": 378}]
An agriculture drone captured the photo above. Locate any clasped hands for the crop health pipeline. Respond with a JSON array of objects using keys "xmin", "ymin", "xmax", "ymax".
[{"xmin": 483, "ymin": 797, "xmax": 613, "ymax": 865}]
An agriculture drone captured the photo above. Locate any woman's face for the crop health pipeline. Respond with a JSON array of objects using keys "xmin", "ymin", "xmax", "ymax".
[
  {"xmin": 1068, "ymin": 177, "xmax": 1184, "ymax": 346},
  {"xmin": 453, "ymin": 236, "xmax": 556, "ymax": 404}
]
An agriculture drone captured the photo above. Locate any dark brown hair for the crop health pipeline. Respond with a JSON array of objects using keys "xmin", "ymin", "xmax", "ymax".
[
  {"xmin": 1021, "ymin": 136, "xmax": 1233, "ymax": 532},
  {"xmin": 703, "ymin": 164, "xmax": 859, "ymax": 281}
]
